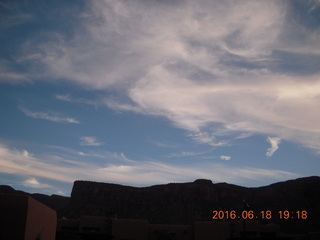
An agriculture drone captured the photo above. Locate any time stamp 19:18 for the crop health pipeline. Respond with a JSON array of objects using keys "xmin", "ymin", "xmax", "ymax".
[{"xmin": 212, "ymin": 210, "xmax": 308, "ymax": 220}]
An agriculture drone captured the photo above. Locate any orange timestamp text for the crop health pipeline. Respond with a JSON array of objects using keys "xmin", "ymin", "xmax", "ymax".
[{"xmin": 212, "ymin": 210, "xmax": 308, "ymax": 220}]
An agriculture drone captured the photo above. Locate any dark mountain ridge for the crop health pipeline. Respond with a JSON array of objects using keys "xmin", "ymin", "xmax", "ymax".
[
  {"xmin": 1, "ymin": 176, "xmax": 320, "ymax": 233},
  {"xmin": 0, "ymin": 185, "xmax": 70, "ymax": 214}
]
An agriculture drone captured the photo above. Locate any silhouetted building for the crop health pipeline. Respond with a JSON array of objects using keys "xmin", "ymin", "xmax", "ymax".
[
  {"xmin": 308, "ymin": 232, "xmax": 320, "ymax": 240},
  {"xmin": 57, "ymin": 215, "xmax": 314, "ymax": 240},
  {"xmin": 148, "ymin": 224, "xmax": 193, "ymax": 240},
  {"xmin": 259, "ymin": 223, "xmax": 280, "ymax": 239},
  {"xmin": 194, "ymin": 221, "xmax": 230, "ymax": 240},
  {"xmin": 57, "ymin": 217, "xmax": 79, "ymax": 233},
  {"xmin": 80, "ymin": 216, "xmax": 106, "ymax": 234},
  {"xmin": 233, "ymin": 220, "xmax": 260, "ymax": 238},
  {"xmin": 112, "ymin": 218, "xmax": 149, "ymax": 240},
  {"xmin": 0, "ymin": 194, "xmax": 56, "ymax": 240}
]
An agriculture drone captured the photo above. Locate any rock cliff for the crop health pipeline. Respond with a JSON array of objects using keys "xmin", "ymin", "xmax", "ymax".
[{"xmin": 63, "ymin": 176, "xmax": 320, "ymax": 233}]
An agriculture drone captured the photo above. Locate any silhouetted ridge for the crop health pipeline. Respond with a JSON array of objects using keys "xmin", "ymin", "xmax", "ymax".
[
  {"xmin": 0, "ymin": 186, "xmax": 70, "ymax": 217},
  {"xmin": 1, "ymin": 176, "xmax": 320, "ymax": 233},
  {"xmin": 0, "ymin": 185, "xmax": 16, "ymax": 194},
  {"xmin": 61, "ymin": 177, "xmax": 320, "ymax": 232}
]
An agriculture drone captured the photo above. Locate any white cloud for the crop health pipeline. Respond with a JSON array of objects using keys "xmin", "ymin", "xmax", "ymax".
[
  {"xmin": 78, "ymin": 152, "xmax": 86, "ymax": 156},
  {"xmin": 187, "ymin": 131, "xmax": 229, "ymax": 147},
  {"xmin": 12, "ymin": 0, "xmax": 288, "ymax": 88},
  {"xmin": 5, "ymin": 0, "xmax": 320, "ymax": 152},
  {"xmin": 127, "ymin": 65, "xmax": 320, "ymax": 151},
  {"xmin": 57, "ymin": 190, "xmax": 66, "ymax": 195},
  {"xmin": 80, "ymin": 137, "xmax": 104, "ymax": 146},
  {"xmin": 0, "ymin": 143, "xmax": 300, "ymax": 187},
  {"xmin": 220, "ymin": 155, "xmax": 231, "ymax": 161},
  {"xmin": 266, "ymin": 137, "xmax": 281, "ymax": 157},
  {"xmin": 19, "ymin": 107, "xmax": 80, "ymax": 124},
  {"xmin": 22, "ymin": 150, "xmax": 30, "ymax": 157},
  {"xmin": 23, "ymin": 177, "xmax": 52, "ymax": 189}
]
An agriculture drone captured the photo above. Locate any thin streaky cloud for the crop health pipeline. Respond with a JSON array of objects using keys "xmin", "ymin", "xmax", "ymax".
[
  {"xmin": 119, "ymin": 153, "xmax": 136, "ymax": 163},
  {"xmin": 0, "ymin": 144, "xmax": 300, "ymax": 187},
  {"xmin": 0, "ymin": 62, "xmax": 31, "ymax": 83},
  {"xmin": 1, "ymin": 13, "xmax": 34, "ymax": 29},
  {"xmin": 55, "ymin": 94, "xmax": 101, "ymax": 108},
  {"xmin": 19, "ymin": 106, "xmax": 80, "ymax": 124},
  {"xmin": 235, "ymin": 133, "xmax": 254, "ymax": 139},
  {"xmin": 167, "ymin": 151, "xmax": 208, "ymax": 158}
]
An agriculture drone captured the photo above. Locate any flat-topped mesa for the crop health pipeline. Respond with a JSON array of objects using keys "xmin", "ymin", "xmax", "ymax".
[
  {"xmin": 1, "ymin": 176, "xmax": 320, "ymax": 232},
  {"xmin": 71, "ymin": 180, "xmax": 136, "ymax": 202},
  {"xmin": 66, "ymin": 177, "xmax": 320, "ymax": 224}
]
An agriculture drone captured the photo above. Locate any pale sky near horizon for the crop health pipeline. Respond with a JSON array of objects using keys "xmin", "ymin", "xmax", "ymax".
[{"xmin": 1, "ymin": 0, "xmax": 319, "ymax": 196}]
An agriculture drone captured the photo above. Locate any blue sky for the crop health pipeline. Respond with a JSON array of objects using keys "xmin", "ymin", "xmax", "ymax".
[{"xmin": 1, "ymin": 0, "xmax": 319, "ymax": 196}]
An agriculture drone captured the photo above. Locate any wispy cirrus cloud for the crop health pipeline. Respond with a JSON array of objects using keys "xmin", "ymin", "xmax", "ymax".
[
  {"xmin": 19, "ymin": 106, "xmax": 80, "ymax": 124},
  {"xmin": 0, "ymin": 61, "xmax": 31, "ymax": 83},
  {"xmin": 167, "ymin": 151, "xmax": 208, "ymax": 158},
  {"xmin": 0, "ymin": 143, "xmax": 300, "ymax": 188},
  {"xmin": 4, "ymin": 0, "xmax": 320, "ymax": 152},
  {"xmin": 55, "ymin": 94, "xmax": 101, "ymax": 108}
]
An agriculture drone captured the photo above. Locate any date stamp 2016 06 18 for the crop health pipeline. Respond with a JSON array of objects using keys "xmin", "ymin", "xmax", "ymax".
[{"xmin": 212, "ymin": 210, "xmax": 308, "ymax": 220}]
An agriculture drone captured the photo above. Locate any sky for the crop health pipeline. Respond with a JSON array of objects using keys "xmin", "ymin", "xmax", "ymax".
[{"xmin": 0, "ymin": 0, "xmax": 319, "ymax": 196}]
